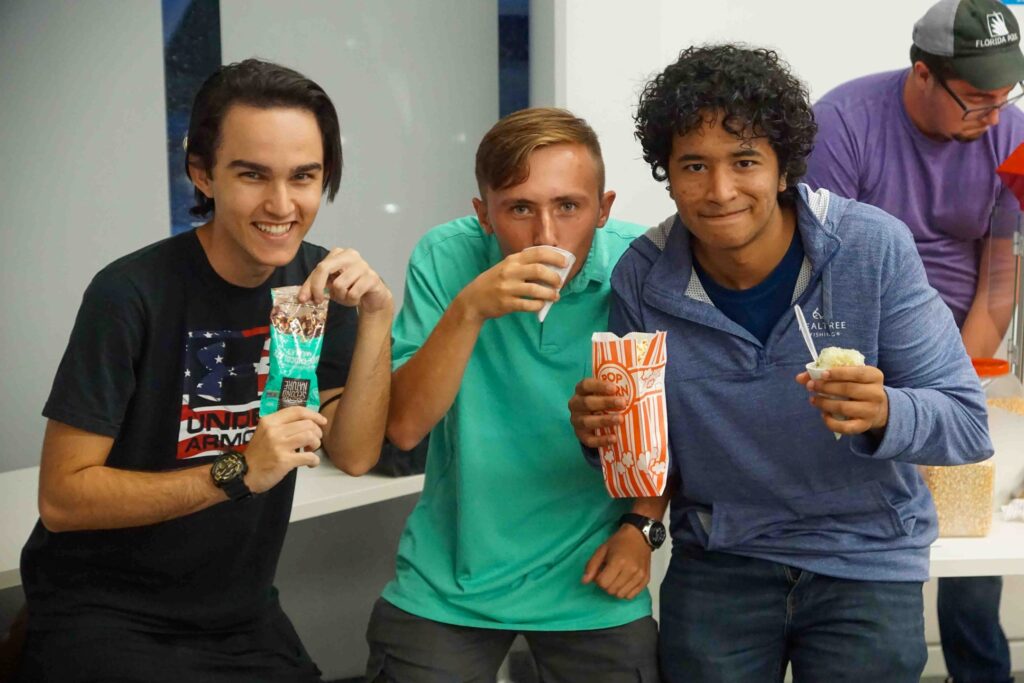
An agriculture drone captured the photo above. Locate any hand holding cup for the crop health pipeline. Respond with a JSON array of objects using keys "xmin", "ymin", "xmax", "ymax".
[
  {"xmin": 456, "ymin": 247, "xmax": 569, "ymax": 322},
  {"xmin": 796, "ymin": 350, "xmax": 889, "ymax": 438}
]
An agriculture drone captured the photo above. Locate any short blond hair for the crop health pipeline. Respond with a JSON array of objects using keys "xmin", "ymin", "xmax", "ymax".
[{"xmin": 475, "ymin": 107, "xmax": 605, "ymax": 196}]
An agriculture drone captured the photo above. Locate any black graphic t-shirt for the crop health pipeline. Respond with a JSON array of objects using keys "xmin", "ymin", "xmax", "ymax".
[{"xmin": 22, "ymin": 230, "xmax": 358, "ymax": 632}]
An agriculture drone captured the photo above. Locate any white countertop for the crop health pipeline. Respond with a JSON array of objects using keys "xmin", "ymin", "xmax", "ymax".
[
  {"xmin": 930, "ymin": 517, "xmax": 1024, "ymax": 577},
  {"xmin": 291, "ymin": 463, "xmax": 423, "ymax": 523},
  {"xmin": 0, "ymin": 466, "xmax": 38, "ymax": 590},
  {"xmin": 0, "ymin": 463, "xmax": 424, "ymax": 591},
  {"xmin": 1, "ymin": 404, "xmax": 1021, "ymax": 591}
]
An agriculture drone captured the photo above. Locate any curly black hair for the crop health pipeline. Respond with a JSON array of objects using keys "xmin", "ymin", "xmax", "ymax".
[{"xmin": 635, "ymin": 44, "xmax": 817, "ymax": 204}]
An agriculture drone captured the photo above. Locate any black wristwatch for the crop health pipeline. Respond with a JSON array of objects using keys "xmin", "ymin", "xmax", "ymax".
[
  {"xmin": 619, "ymin": 513, "xmax": 666, "ymax": 550},
  {"xmin": 211, "ymin": 450, "xmax": 253, "ymax": 501}
]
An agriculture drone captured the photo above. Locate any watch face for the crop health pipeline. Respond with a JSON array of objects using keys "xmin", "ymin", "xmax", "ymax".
[
  {"xmin": 649, "ymin": 522, "xmax": 667, "ymax": 548},
  {"xmin": 212, "ymin": 453, "xmax": 245, "ymax": 484}
]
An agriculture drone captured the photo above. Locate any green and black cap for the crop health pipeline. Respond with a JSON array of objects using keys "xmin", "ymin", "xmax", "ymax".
[{"xmin": 913, "ymin": 0, "xmax": 1024, "ymax": 89}]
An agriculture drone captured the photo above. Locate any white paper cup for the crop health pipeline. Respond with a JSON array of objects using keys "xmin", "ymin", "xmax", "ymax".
[
  {"xmin": 806, "ymin": 362, "xmax": 845, "ymax": 440},
  {"xmin": 523, "ymin": 246, "xmax": 576, "ymax": 322}
]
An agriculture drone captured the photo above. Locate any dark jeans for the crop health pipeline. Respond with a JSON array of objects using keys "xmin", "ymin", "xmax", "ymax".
[
  {"xmin": 659, "ymin": 546, "xmax": 927, "ymax": 683},
  {"xmin": 365, "ymin": 598, "xmax": 660, "ymax": 682},
  {"xmin": 938, "ymin": 576, "xmax": 1014, "ymax": 683},
  {"xmin": 14, "ymin": 604, "xmax": 322, "ymax": 683}
]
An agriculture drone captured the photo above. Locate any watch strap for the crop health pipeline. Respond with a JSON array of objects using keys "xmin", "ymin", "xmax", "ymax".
[
  {"xmin": 619, "ymin": 513, "xmax": 657, "ymax": 549},
  {"xmin": 221, "ymin": 474, "xmax": 252, "ymax": 502}
]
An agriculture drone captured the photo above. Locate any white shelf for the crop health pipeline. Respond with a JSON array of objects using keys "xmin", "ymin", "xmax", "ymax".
[
  {"xmin": 0, "ymin": 466, "xmax": 39, "ymax": 591},
  {"xmin": 1, "ymin": 403, "xmax": 1021, "ymax": 591},
  {"xmin": 0, "ymin": 462, "xmax": 424, "ymax": 591},
  {"xmin": 291, "ymin": 464, "xmax": 423, "ymax": 523},
  {"xmin": 931, "ymin": 517, "xmax": 1024, "ymax": 577}
]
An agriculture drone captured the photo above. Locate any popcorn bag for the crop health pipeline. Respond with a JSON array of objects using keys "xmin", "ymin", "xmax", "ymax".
[
  {"xmin": 592, "ymin": 331, "xmax": 669, "ymax": 498},
  {"xmin": 260, "ymin": 286, "xmax": 329, "ymax": 417}
]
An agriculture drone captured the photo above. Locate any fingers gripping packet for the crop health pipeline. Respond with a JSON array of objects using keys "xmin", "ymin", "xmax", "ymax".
[
  {"xmin": 259, "ymin": 286, "xmax": 328, "ymax": 416},
  {"xmin": 592, "ymin": 331, "xmax": 669, "ymax": 498}
]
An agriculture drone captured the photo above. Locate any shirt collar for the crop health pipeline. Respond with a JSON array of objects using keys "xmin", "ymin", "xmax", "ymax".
[{"xmin": 563, "ymin": 227, "xmax": 611, "ymax": 295}]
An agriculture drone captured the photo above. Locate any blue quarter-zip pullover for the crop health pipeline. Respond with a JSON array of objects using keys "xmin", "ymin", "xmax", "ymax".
[{"xmin": 610, "ymin": 185, "xmax": 993, "ymax": 582}]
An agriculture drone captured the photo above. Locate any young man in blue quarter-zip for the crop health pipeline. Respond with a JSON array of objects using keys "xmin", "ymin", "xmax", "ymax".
[{"xmin": 570, "ymin": 44, "xmax": 994, "ymax": 683}]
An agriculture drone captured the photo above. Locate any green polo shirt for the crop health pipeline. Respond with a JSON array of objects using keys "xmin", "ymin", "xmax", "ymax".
[{"xmin": 381, "ymin": 216, "xmax": 651, "ymax": 630}]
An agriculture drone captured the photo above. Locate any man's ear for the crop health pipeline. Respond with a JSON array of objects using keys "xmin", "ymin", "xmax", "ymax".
[
  {"xmin": 188, "ymin": 156, "xmax": 214, "ymax": 199},
  {"xmin": 472, "ymin": 196, "xmax": 493, "ymax": 234},
  {"xmin": 595, "ymin": 190, "xmax": 617, "ymax": 228},
  {"xmin": 777, "ymin": 173, "xmax": 788, "ymax": 193},
  {"xmin": 910, "ymin": 60, "xmax": 932, "ymax": 89}
]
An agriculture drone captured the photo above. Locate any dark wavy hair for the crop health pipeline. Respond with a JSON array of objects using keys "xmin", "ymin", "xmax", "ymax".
[
  {"xmin": 185, "ymin": 59, "xmax": 342, "ymax": 217},
  {"xmin": 909, "ymin": 45, "xmax": 958, "ymax": 81},
  {"xmin": 635, "ymin": 44, "xmax": 816, "ymax": 204}
]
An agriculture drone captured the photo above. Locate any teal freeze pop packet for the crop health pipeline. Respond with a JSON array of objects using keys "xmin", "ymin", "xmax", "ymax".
[{"xmin": 260, "ymin": 286, "xmax": 328, "ymax": 416}]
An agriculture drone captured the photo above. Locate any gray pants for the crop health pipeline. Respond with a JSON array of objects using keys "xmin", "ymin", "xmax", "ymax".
[{"xmin": 365, "ymin": 598, "xmax": 660, "ymax": 683}]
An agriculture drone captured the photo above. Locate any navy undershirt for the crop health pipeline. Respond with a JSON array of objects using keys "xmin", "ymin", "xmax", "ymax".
[{"xmin": 693, "ymin": 229, "xmax": 804, "ymax": 345}]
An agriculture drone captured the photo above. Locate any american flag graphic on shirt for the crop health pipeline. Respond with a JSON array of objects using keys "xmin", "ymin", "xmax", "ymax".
[{"xmin": 177, "ymin": 325, "xmax": 270, "ymax": 459}]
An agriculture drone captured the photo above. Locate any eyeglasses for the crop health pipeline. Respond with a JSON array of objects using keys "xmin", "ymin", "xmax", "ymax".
[{"xmin": 937, "ymin": 78, "xmax": 1024, "ymax": 121}]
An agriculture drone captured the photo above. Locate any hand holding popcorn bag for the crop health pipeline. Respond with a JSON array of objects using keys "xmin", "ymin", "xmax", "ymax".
[
  {"xmin": 592, "ymin": 331, "xmax": 669, "ymax": 498},
  {"xmin": 259, "ymin": 286, "xmax": 329, "ymax": 416}
]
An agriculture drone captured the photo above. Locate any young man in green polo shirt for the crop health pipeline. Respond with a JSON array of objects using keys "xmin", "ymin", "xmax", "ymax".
[{"xmin": 365, "ymin": 108, "xmax": 663, "ymax": 681}]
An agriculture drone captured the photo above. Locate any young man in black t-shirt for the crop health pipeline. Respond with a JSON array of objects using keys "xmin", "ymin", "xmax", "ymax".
[{"xmin": 15, "ymin": 59, "xmax": 393, "ymax": 683}]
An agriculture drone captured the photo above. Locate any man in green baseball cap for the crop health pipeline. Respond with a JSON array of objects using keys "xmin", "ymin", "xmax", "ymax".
[
  {"xmin": 906, "ymin": 0, "xmax": 1024, "ymax": 144},
  {"xmin": 806, "ymin": 1, "xmax": 1024, "ymax": 681}
]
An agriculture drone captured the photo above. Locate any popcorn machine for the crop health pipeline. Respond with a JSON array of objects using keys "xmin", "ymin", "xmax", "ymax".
[
  {"xmin": 996, "ymin": 146, "xmax": 1024, "ymax": 384},
  {"xmin": 921, "ymin": 145, "xmax": 1024, "ymax": 538}
]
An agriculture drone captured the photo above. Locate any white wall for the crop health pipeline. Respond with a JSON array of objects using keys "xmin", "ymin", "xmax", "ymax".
[
  {"xmin": 531, "ymin": 1, "xmax": 1024, "ymax": 676},
  {"xmin": 535, "ymin": 0, "xmax": 1024, "ymax": 227},
  {"xmin": 220, "ymin": 0, "xmax": 498, "ymax": 312},
  {"xmin": 217, "ymin": 7, "xmax": 498, "ymax": 676},
  {"xmin": 0, "ymin": 0, "xmax": 171, "ymax": 473}
]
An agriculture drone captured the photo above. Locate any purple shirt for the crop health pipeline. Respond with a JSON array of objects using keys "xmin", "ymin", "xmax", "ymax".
[{"xmin": 805, "ymin": 69, "xmax": 1024, "ymax": 326}]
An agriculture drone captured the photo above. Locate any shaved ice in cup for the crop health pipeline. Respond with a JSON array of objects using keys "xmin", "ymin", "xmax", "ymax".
[
  {"xmin": 523, "ymin": 246, "xmax": 575, "ymax": 323},
  {"xmin": 806, "ymin": 346, "xmax": 865, "ymax": 440},
  {"xmin": 813, "ymin": 347, "xmax": 865, "ymax": 369}
]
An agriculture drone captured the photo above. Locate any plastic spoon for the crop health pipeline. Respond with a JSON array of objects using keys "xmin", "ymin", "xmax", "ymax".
[
  {"xmin": 795, "ymin": 306, "xmax": 842, "ymax": 440},
  {"xmin": 793, "ymin": 305, "xmax": 818, "ymax": 364}
]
